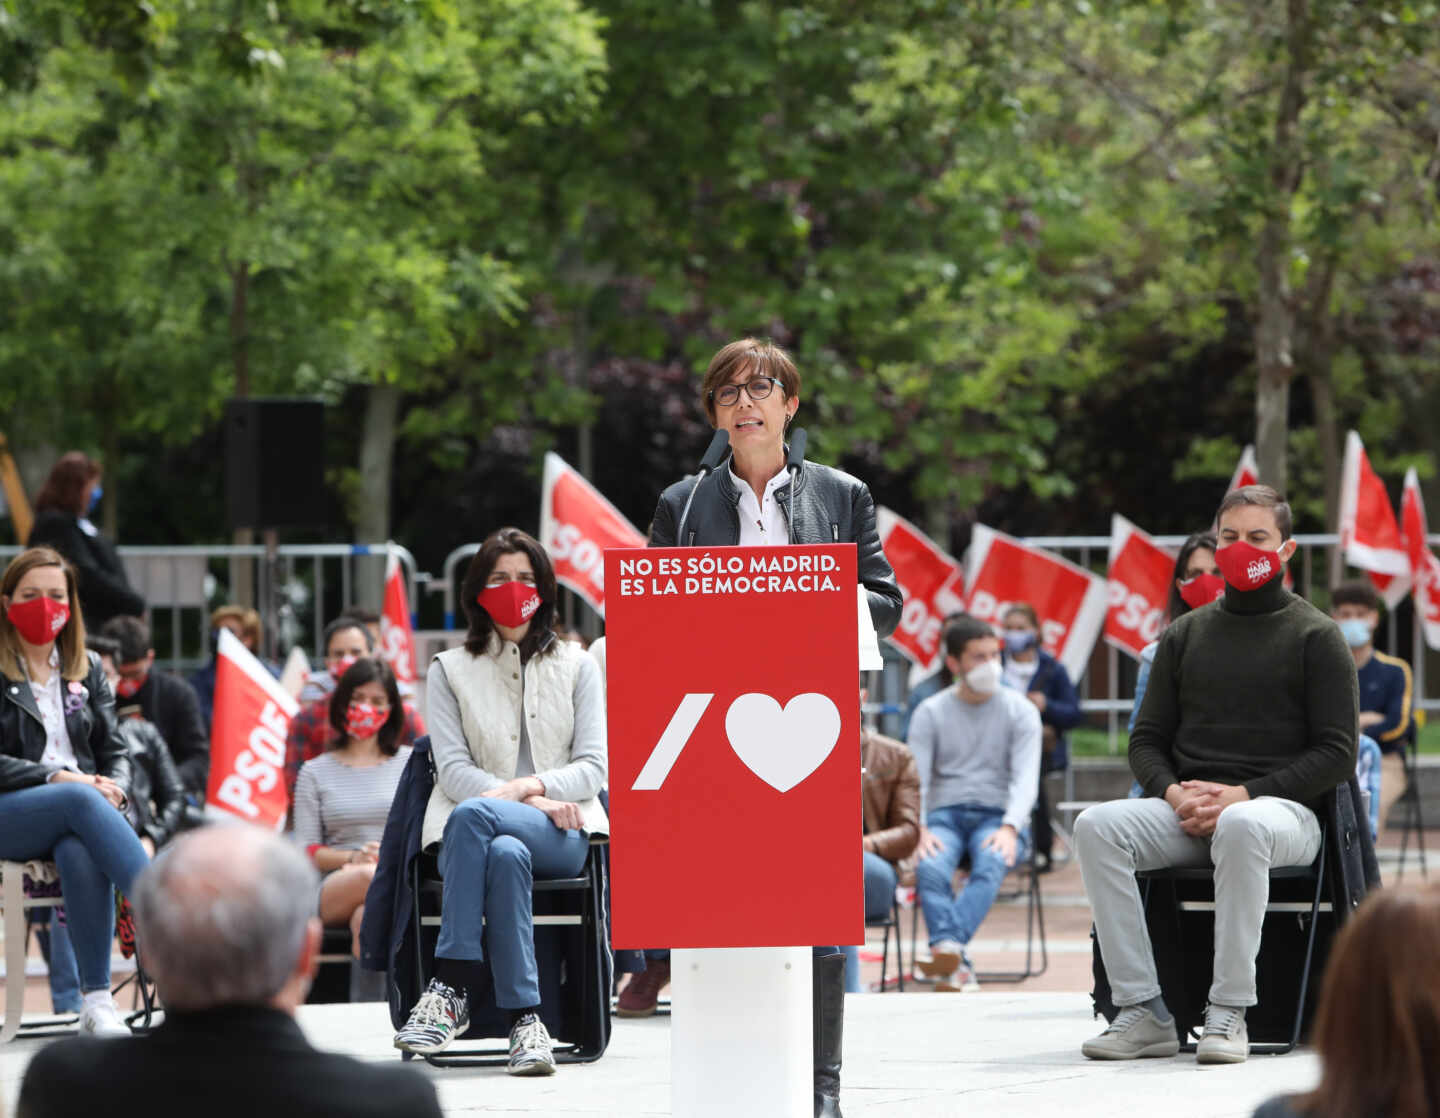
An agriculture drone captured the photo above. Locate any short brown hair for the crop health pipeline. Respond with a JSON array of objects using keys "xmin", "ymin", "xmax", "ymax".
[
  {"xmin": 1330, "ymin": 579, "xmax": 1382, "ymax": 614},
  {"xmin": 1296, "ymin": 886, "xmax": 1440, "ymax": 1118},
  {"xmin": 1215, "ymin": 484, "xmax": 1293, "ymax": 540},
  {"xmin": 1002, "ymin": 603, "xmax": 1040, "ymax": 629},
  {"xmin": 460, "ymin": 527, "xmax": 558, "ymax": 663},
  {"xmin": 699, "ymin": 338, "xmax": 801, "ymax": 425},
  {"xmin": 942, "ymin": 614, "xmax": 996, "ymax": 659},
  {"xmin": 211, "ymin": 605, "xmax": 263, "ymax": 650},
  {"xmin": 0, "ymin": 547, "xmax": 90, "ymax": 681},
  {"xmin": 33, "ymin": 452, "xmax": 101, "ymax": 518}
]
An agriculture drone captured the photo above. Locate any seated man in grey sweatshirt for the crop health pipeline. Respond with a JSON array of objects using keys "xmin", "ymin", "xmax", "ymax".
[{"xmin": 907, "ymin": 614, "xmax": 1043, "ymax": 991}]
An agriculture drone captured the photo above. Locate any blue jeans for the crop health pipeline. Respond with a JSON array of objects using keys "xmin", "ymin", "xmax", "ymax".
[
  {"xmin": 437, "ymin": 798, "xmax": 590, "ymax": 1009},
  {"xmin": 35, "ymin": 918, "xmax": 83, "ymax": 1012},
  {"xmin": 0, "ymin": 784, "xmax": 149, "ymax": 992},
  {"xmin": 842, "ymin": 851, "xmax": 900, "ymax": 992},
  {"xmin": 915, "ymin": 803, "xmax": 1027, "ymax": 948}
]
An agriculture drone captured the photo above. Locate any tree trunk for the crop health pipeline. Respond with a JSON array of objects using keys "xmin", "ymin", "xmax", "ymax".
[
  {"xmin": 1252, "ymin": 0, "xmax": 1311, "ymax": 493},
  {"xmin": 355, "ymin": 382, "xmax": 401, "ymax": 609},
  {"xmin": 1309, "ymin": 368, "xmax": 1344, "ymax": 586}
]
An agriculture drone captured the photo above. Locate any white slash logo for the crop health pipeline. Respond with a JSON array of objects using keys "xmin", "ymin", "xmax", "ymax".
[{"xmin": 632, "ymin": 692, "xmax": 842, "ymax": 794}]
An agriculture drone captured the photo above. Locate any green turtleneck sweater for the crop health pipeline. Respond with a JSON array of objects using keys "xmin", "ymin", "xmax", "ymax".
[{"xmin": 1130, "ymin": 574, "xmax": 1359, "ymax": 808}]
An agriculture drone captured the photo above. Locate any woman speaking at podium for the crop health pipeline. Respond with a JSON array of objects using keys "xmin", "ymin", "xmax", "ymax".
[{"xmin": 648, "ymin": 338, "xmax": 901, "ymax": 1118}]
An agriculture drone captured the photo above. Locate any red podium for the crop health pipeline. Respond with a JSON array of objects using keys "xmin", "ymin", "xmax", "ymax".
[{"xmin": 606, "ymin": 544, "xmax": 863, "ymax": 1117}]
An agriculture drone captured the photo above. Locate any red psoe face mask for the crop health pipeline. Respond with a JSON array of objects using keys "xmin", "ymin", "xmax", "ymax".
[
  {"xmin": 1178, "ymin": 573, "xmax": 1226, "ymax": 610},
  {"xmin": 6, "ymin": 597, "xmax": 70, "ymax": 646},
  {"xmin": 345, "ymin": 701, "xmax": 390, "ymax": 740},
  {"xmin": 477, "ymin": 581, "xmax": 542, "ymax": 629},
  {"xmin": 115, "ymin": 673, "xmax": 148, "ymax": 698},
  {"xmin": 1215, "ymin": 540, "xmax": 1285, "ymax": 592}
]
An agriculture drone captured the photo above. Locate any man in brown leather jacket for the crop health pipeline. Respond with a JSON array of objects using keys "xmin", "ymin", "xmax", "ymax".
[{"xmin": 844, "ymin": 710, "xmax": 921, "ymax": 990}]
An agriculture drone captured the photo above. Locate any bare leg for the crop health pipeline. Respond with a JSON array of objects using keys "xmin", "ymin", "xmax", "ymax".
[{"xmin": 319, "ymin": 863, "xmax": 376, "ymax": 931}]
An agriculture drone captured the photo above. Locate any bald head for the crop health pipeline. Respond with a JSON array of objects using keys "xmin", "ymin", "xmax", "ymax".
[{"xmin": 132, "ymin": 825, "xmax": 319, "ymax": 1011}]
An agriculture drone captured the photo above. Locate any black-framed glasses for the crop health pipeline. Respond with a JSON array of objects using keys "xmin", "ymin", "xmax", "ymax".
[{"xmin": 710, "ymin": 376, "xmax": 781, "ymax": 407}]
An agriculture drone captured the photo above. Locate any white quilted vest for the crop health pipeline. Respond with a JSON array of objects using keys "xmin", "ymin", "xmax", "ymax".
[{"xmin": 421, "ymin": 637, "xmax": 608, "ymax": 849}]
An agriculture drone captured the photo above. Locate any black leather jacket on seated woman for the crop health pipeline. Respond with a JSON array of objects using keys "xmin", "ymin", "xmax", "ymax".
[
  {"xmin": 649, "ymin": 454, "xmax": 903, "ymax": 639},
  {"xmin": 0, "ymin": 651, "xmax": 132, "ymax": 797}
]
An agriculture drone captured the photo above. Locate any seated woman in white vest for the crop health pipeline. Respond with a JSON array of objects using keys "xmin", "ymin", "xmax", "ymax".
[{"xmin": 392, "ymin": 528, "xmax": 608, "ymax": 1076}]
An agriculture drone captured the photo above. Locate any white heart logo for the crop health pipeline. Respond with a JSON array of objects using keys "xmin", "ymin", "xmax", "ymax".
[{"xmin": 724, "ymin": 693, "xmax": 841, "ymax": 793}]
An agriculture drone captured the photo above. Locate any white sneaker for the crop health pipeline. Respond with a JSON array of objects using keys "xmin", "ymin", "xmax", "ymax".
[
  {"xmin": 1081, "ymin": 1006, "xmax": 1180, "ymax": 1060},
  {"xmin": 1196, "ymin": 1004, "xmax": 1249, "ymax": 1064},
  {"xmin": 79, "ymin": 997, "xmax": 131, "ymax": 1038}
]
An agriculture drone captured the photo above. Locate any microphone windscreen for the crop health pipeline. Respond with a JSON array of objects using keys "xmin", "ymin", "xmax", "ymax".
[
  {"xmin": 699, "ymin": 429, "xmax": 730, "ymax": 472},
  {"xmin": 787, "ymin": 428, "xmax": 807, "ymax": 471}
]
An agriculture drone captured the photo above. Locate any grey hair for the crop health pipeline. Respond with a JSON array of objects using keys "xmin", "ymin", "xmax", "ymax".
[{"xmin": 132, "ymin": 824, "xmax": 319, "ymax": 1010}]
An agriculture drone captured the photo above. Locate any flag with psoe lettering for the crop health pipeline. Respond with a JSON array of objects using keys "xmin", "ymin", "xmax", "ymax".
[
  {"xmin": 206, "ymin": 630, "xmax": 298, "ymax": 829},
  {"xmin": 380, "ymin": 548, "xmax": 418, "ymax": 685},
  {"xmin": 1105, "ymin": 516, "xmax": 1177, "ymax": 660},
  {"xmin": 964, "ymin": 525, "xmax": 1108, "ymax": 682},
  {"xmin": 1401, "ymin": 469, "xmax": 1440, "ymax": 651},
  {"xmin": 540, "ymin": 452, "xmax": 646, "ymax": 616},
  {"xmin": 875, "ymin": 508, "xmax": 965, "ymax": 672},
  {"xmin": 1339, "ymin": 431, "xmax": 1411, "ymax": 609}
]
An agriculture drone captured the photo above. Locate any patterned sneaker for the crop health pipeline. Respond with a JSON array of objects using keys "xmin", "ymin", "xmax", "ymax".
[
  {"xmin": 79, "ymin": 996, "xmax": 131, "ymax": 1038},
  {"xmin": 507, "ymin": 1012, "xmax": 557, "ymax": 1077},
  {"xmin": 936, "ymin": 949, "xmax": 981, "ymax": 993},
  {"xmin": 394, "ymin": 979, "xmax": 469, "ymax": 1055},
  {"xmin": 1196, "ymin": 1004, "xmax": 1249, "ymax": 1064}
]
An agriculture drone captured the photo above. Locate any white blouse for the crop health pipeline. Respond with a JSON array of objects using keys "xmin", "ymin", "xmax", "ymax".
[{"xmin": 29, "ymin": 649, "xmax": 80, "ymax": 773}]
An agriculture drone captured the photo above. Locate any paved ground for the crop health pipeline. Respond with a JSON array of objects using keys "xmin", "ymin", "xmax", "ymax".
[{"xmin": 2, "ymin": 827, "xmax": 1431, "ymax": 1116}]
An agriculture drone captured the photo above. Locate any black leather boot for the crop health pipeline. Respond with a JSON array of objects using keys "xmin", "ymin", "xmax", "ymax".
[{"xmin": 813, "ymin": 951, "xmax": 845, "ymax": 1117}]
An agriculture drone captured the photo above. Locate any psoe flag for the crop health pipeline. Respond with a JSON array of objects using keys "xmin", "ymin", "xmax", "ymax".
[
  {"xmin": 540, "ymin": 452, "xmax": 645, "ymax": 616},
  {"xmin": 1228, "ymin": 445, "xmax": 1259, "ymax": 492},
  {"xmin": 1401, "ymin": 469, "xmax": 1440, "ymax": 651},
  {"xmin": 381, "ymin": 547, "xmax": 418, "ymax": 685},
  {"xmin": 875, "ymin": 507, "xmax": 965, "ymax": 672},
  {"xmin": 964, "ymin": 524, "xmax": 1108, "ymax": 682},
  {"xmin": 206, "ymin": 629, "xmax": 299, "ymax": 829},
  {"xmin": 1339, "ymin": 430, "xmax": 1411, "ymax": 609},
  {"xmin": 1105, "ymin": 515, "xmax": 1177, "ymax": 660}
]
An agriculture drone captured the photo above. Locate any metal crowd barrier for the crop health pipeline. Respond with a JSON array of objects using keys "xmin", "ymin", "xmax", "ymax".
[{"xmin": 0, "ymin": 542, "xmax": 423, "ymax": 672}]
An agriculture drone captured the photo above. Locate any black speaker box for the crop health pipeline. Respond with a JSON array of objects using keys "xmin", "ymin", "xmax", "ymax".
[{"xmin": 225, "ymin": 398, "xmax": 327, "ymax": 529}]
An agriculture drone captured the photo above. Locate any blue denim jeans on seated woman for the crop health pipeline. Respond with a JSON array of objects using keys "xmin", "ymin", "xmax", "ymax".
[
  {"xmin": 437, "ymin": 797, "xmax": 590, "ymax": 1010},
  {"xmin": 914, "ymin": 803, "xmax": 1028, "ymax": 948},
  {"xmin": 0, "ymin": 783, "xmax": 150, "ymax": 993}
]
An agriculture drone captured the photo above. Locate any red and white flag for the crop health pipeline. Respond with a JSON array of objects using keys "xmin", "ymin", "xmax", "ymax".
[
  {"xmin": 380, "ymin": 547, "xmax": 418, "ymax": 686},
  {"xmin": 964, "ymin": 525, "xmax": 1108, "ymax": 682},
  {"xmin": 1105, "ymin": 515, "xmax": 1177, "ymax": 660},
  {"xmin": 205, "ymin": 629, "xmax": 298, "ymax": 829},
  {"xmin": 540, "ymin": 452, "xmax": 645, "ymax": 617},
  {"xmin": 875, "ymin": 508, "xmax": 965, "ymax": 672},
  {"xmin": 1339, "ymin": 430, "xmax": 1411, "ymax": 609},
  {"xmin": 1228, "ymin": 445, "xmax": 1259, "ymax": 491},
  {"xmin": 1401, "ymin": 469, "xmax": 1440, "ymax": 650}
]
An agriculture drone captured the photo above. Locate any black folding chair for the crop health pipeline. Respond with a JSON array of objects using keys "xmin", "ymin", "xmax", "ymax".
[
  {"xmin": 1396, "ymin": 732, "xmax": 1429, "ymax": 881},
  {"xmin": 404, "ymin": 843, "xmax": 612, "ymax": 1067},
  {"xmin": 869, "ymin": 896, "xmax": 905, "ymax": 992},
  {"xmin": 1135, "ymin": 828, "xmax": 1329, "ymax": 1055}
]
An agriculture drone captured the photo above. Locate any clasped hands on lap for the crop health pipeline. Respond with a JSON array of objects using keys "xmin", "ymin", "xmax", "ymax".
[
  {"xmin": 1165, "ymin": 780, "xmax": 1250, "ymax": 837},
  {"xmin": 480, "ymin": 776, "xmax": 582, "ymax": 831},
  {"xmin": 49, "ymin": 768, "xmax": 127, "ymax": 811}
]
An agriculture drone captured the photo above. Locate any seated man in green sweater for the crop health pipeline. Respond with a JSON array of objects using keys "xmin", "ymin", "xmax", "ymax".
[{"xmin": 1075, "ymin": 485, "xmax": 1357, "ymax": 1066}]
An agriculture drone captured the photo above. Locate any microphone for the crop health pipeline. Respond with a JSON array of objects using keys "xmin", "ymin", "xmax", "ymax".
[
  {"xmin": 786, "ymin": 428, "xmax": 807, "ymax": 474},
  {"xmin": 675, "ymin": 430, "xmax": 730, "ymax": 545}
]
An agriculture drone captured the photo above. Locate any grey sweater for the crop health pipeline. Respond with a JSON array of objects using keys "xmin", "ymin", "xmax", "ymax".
[{"xmin": 906, "ymin": 686, "xmax": 1043, "ymax": 832}]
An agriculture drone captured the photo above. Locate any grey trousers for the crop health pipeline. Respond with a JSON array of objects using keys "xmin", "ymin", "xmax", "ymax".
[{"xmin": 1075, "ymin": 796, "xmax": 1321, "ymax": 1009}]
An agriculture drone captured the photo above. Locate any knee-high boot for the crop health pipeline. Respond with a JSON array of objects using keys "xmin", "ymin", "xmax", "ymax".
[{"xmin": 813, "ymin": 951, "xmax": 845, "ymax": 1117}]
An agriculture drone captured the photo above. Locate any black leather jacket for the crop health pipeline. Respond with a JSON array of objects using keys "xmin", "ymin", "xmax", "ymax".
[
  {"xmin": 649, "ymin": 456, "xmax": 903, "ymax": 638},
  {"xmin": 0, "ymin": 651, "xmax": 132, "ymax": 796},
  {"xmin": 118, "ymin": 718, "xmax": 187, "ymax": 847}
]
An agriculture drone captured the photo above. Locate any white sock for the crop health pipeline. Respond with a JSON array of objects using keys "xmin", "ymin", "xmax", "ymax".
[{"xmin": 82, "ymin": 990, "xmax": 113, "ymax": 1010}]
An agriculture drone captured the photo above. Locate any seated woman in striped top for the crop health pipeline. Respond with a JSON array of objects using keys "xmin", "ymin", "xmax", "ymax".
[{"xmin": 292, "ymin": 658, "xmax": 410, "ymax": 960}]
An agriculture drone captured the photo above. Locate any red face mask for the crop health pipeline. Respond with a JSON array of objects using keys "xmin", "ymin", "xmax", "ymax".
[
  {"xmin": 477, "ymin": 581, "xmax": 542, "ymax": 629},
  {"xmin": 1215, "ymin": 540, "xmax": 1286, "ymax": 592},
  {"xmin": 345, "ymin": 701, "xmax": 390, "ymax": 740},
  {"xmin": 1178, "ymin": 573, "xmax": 1226, "ymax": 610},
  {"xmin": 6, "ymin": 597, "xmax": 70, "ymax": 646},
  {"xmin": 115, "ymin": 673, "xmax": 148, "ymax": 698}
]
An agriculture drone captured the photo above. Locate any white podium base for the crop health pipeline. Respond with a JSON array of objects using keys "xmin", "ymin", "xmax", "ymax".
[{"xmin": 670, "ymin": 946, "xmax": 811, "ymax": 1118}]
